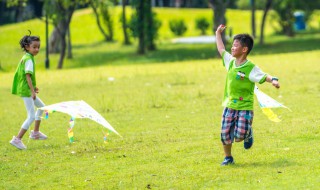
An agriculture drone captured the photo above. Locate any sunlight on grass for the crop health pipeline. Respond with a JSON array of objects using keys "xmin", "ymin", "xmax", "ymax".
[
  {"xmin": 1, "ymin": 49, "xmax": 320, "ymax": 189},
  {"xmin": 1, "ymin": 7, "xmax": 320, "ymax": 190}
]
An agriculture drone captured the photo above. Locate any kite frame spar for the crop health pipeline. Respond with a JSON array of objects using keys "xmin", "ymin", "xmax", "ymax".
[
  {"xmin": 254, "ymin": 86, "xmax": 291, "ymax": 122},
  {"xmin": 38, "ymin": 100, "xmax": 121, "ymax": 137}
]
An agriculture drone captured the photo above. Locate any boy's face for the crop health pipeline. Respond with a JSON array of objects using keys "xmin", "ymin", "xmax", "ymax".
[
  {"xmin": 231, "ymin": 39, "xmax": 247, "ymax": 57},
  {"xmin": 26, "ymin": 41, "xmax": 40, "ymax": 56}
]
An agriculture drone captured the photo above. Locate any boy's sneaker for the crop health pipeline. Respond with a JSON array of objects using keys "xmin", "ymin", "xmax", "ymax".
[
  {"xmin": 244, "ymin": 128, "xmax": 253, "ymax": 149},
  {"xmin": 221, "ymin": 156, "xmax": 234, "ymax": 166},
  {"xmin": 10, "ymin": 136, "xmax": 26, "ymax": 150},
  {"xmin": 30, "ymin": 130, "xmax": 47, "ymax": 140}
]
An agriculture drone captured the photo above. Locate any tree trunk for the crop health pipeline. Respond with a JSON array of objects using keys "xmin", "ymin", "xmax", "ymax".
[
  {"xmin": 90, "ymin": 0, "xmax": 110, "ymax": 41},
  {"xmin": 56, "ymin": 1, "xmax": 75, "ymax": 69},
  {"xmin": 137, "ymin": 0, "xmax": 145, "ymax": 54},
  {"xmin": 57, "ymin": 30, "xmax": 67, "ymax": 69},
  {"xmin": 49, "ymin": 26, "xmax": 61, "ymax": 54},
  {"xmin": 122, "ymin": 0, "xmax": 130, "ymax": 45},
  {"xmin": 251, "ymin": 0, "xmax": 256, "ymax": 38},
  {"xmin": 146, "ymin": 0, "xmax": 156, "ymax": 51},
  {"xmin": 67, "ymin": 26, "xmax": 72, "ymax": 59},
  {"xmin": 259, "ymin": 0, "xmax": 272, "ymax": 45},
  {"xmin": 209, "ymin": 0, "xmax": 229, "ymax": 45},
  {"xmin": 101, "ymin": 3, "xmax": 113, "ymax": 41}
]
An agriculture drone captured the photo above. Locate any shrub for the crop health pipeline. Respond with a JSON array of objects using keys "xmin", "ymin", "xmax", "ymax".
[
  {"xmin": 169, "ymin": 19, "xmax": 187, "ymax": 36},
  {"xmin": 195, "ymin": 17, "xmax": 210, "ymax": 35}
]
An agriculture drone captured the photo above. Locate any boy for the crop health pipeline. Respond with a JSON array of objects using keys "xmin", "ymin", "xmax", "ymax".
[{"xmin": 215, "ymin": 24, "xmax": 280, "ymax": 165}]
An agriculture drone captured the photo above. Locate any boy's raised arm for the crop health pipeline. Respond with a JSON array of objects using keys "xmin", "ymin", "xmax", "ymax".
[{"xmin": 215, "ymin": 24, "xmax": 226, "ymax": 56}]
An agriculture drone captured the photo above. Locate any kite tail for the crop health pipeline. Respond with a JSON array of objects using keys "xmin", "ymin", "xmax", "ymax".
[
  {"xmin": 261, "ymin": 108, "xmax": 281, "ymax": 122},
  {"xmin": 68, "ymin": 117, "xmax": 75, "ymax": 143},
  {"xmin": 104, "ymin": 130, "xmax": 111, "ymax": 144}
]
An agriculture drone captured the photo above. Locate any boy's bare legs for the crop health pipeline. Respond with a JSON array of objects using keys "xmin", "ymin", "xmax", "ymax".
[{"xmin": 223, "ymin": 144, "xmax": 232, "ymax": 157}]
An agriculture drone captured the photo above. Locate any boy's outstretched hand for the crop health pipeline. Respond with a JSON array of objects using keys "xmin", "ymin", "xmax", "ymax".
[
  {"xmin": 272, "ymin": 80, "xmax": 280, "ymax": 89},
  {"xmin": 216, "ymin": 24, "xmax": 226, "ymax": 34}
]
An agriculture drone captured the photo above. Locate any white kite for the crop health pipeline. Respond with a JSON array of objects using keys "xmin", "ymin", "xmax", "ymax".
[
  {"xmin": 38, "ymin": 100, "xmax": 121, "ymax": 142},
  {"xmin": 254, "ymin": 86, "xmax": 291, "ymax": 122}
]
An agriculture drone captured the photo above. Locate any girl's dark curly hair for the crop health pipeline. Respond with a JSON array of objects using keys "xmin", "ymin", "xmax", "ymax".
[{"xmin": 19, "ymin": 30, "xmax": 40, "ymax": 52}]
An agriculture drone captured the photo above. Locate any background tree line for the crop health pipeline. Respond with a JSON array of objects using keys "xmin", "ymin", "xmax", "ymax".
[{"xmin": 1, "ymin": 0, "xmax": 320, "ymax": 69}]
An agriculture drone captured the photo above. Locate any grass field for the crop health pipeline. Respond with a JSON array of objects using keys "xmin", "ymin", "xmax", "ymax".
[{"xmin": 1, "ymin": 7, "xmax": 320, "ymax": 189}]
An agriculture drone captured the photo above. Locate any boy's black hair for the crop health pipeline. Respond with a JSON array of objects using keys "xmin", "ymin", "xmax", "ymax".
[
  {"xmin": 19, "ymin": 30, "xmax": 40, "ymax": 52},
  {"xmin": 233, "ymin": 34, "xmax": 254, "ymax": 55}
]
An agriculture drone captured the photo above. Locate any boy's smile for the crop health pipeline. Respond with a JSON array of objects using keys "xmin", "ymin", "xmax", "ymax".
[{"xmin": 231, "ymin": 39, "xmax": 246, "ymax": 58}]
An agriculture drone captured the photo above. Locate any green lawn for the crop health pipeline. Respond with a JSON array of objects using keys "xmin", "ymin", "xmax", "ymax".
[{"xmin": 1, "ymin": 7, "xmax": 320, "ymax": 189}]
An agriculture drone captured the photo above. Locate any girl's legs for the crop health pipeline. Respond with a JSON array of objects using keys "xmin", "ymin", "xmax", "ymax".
[
  {"xmin": 17, "ymin": 96, "xmax": 45, "ymax": 138},
  {"xmin": 17, "ymin": 97, "xmax": 36, "ymax": 139},
  {"xmin": 33, "ymin": 96, "xmax": 45, "ymax": 132}
]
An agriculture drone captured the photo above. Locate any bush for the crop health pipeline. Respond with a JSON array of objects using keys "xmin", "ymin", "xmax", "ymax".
[
  {"xmin": 169, "ymin": 19, "xmax": 187, "ymax": 36},
  {"xmin": 195, "ymin": 17, "xmax": 210, "ymax": 35},
  {"xmin": 127, "ymin": 12, "xmax": 161, "ymax": 39}
]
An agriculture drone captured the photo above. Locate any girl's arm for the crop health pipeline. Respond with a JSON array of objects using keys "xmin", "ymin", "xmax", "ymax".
[
  {"xmin": 215, "ymin": 24, "xmax": 226, "ymax": 56},
  {"xmin": 265, "ymin": 75, "xmax": 280, "ymax": 89},
  {"xmin": 26, "ymin": 73, "xmax": 36, "ymax": 100}
]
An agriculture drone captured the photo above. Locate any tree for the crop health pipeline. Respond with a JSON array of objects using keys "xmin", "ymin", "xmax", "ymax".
[
  {"xmin": 135, "ymin": 0, "xmax": 145, "ymax": 54},
  {"xmin": 208, "ymin": 0, "xmax": 230, "ymax": 45},
  {"xmin": 272, "ymin": 0, "xmax": 320, "ymax": 36},
  {"xmin": 45, "ymin": 0, "xmax": 76, "ymax": 69},
  {"xmin": 259, "ymin": 0, "xmax": 272, "ymax": 45},
  {"xmin": 90, "ymin": 0, "xmax": 108, "ymax": 41},
  {"xmin": 145, "ymin": 0, "xmax": 157, "ymax": 51},
  {"xmin": 90, "ymin": 0, "xmax": 114, "ymax": 42},
  {"xmin": 131, "ymin": 0, "xmax": 160, "ymax": 54},
  {"xmin": 121, "ymin": 0, "xmax": 130, "ymax": 45},
  {"xmin": 251, "ymin": 0, "xmax": 256, "ymax": 38}
]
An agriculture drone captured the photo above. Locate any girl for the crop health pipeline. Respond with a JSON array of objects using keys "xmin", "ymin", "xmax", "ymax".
[{"xmin": 10, "ymin": 32, "xmax": 47, "ymax": 150}]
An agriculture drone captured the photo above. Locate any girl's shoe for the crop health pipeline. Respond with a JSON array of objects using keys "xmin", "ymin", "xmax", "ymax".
[
  {"xmin": 10, "ymin": 136, "xmax": 27, "ymax": 150},
  {"xmin": 29, "ymin": 130, "xmax": 47, "ymax": 140}
]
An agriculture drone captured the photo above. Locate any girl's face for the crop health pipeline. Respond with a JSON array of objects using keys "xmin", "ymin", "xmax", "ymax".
[
  {"xmin": 231, "ymin": 39, "xmax": 247, "ymax": 57},
  {"xmin": 26, "ymin": 41, "xmax": 40, "ymax": 56}
]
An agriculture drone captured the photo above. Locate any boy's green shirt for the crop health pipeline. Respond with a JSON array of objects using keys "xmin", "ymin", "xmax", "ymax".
[
  {"xmin": 222, "ymin": 51, "xmax": 267, "ymax": 110},
  {"xmin": 12, "ymin": 52, "xmax": 36, "ymax": 97}
]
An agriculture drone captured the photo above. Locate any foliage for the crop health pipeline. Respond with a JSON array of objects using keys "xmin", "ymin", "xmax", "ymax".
[
  {"xmin": 99, "ymin": 0, "xmax": 114, "ymax": 41},
  {"xmin": 128, "ymin": 12, "xmax": 162, "ymax": 39},
  {"xmin": 147, "ymin": 12, "xmax": 162, "ymax": 41},
  {"xmin": 0, "ymin": 7, "xmax": 319, "ymax": 71},
  {"xmin": 195, "ymin": 17, "xmax": 210, "ymax": 35},
  {"xmin": 237, "ymin": 0, "xmax": 267, "ymax": 10},
  {"xmin": 128, "ymin": 13, "xmax": 162, "ymax": 48},
  {"xmin": 169, "ymin": 19, "xmax": 188, "ymax": 36},
  {"xmin": 272, "ymin": 0, "xmax": 320, "ymax": 36}
]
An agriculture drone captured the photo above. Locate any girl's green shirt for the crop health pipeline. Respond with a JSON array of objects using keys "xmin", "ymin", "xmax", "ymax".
[{"xmin": 11, "ymin": 52, "xmax": 36, "ymax": 97}]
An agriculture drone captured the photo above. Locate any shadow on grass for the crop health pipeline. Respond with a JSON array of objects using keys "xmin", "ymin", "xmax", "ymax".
[
  {"xmin": 68, "ymin": 33, "xmax": 320, "ymax": 69},
  {"xmin": 252, "ymin": 36, "xmax": 320, "ymax": 56},
  {"xmin": 233, "ymin": 159, "xmax": 295, "ymax": 168},
  {"xmin": 69, "ymin": 43, "xmax": 216, "ymax": 68}
]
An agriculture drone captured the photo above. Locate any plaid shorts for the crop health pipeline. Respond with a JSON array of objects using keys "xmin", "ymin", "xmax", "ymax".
[{"xmin": 221, "ymin": 107, "xmax": 254, "ymax": 145}]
